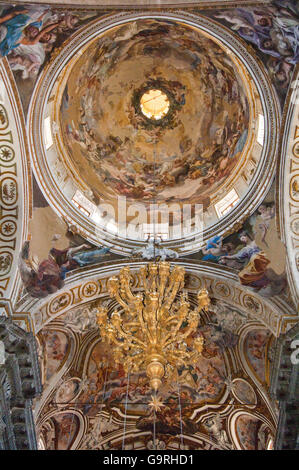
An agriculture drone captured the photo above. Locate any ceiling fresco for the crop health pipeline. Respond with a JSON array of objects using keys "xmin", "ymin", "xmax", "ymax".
[
  {"xmin": 0, "ymin": 2, "xmax": 296, "ymax": 110},
  {"xmin": 0, "ymin": 0, "xmax": 298, "ymax": 452},
  {"xmin": 244, "ymin": 329, "xmax": 273, "ymax": 384},
  {"xmin": 16, "ymin": 181, "xmax": 288, "ymax": 301},
  {"xmin": 0, "ymin": 4, "xmax": 100, "ymax": 110}
]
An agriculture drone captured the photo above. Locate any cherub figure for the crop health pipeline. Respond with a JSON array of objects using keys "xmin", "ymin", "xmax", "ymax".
[{"xmin": 257, "ymin": 203, "xmax": 275, "ymax": 246}]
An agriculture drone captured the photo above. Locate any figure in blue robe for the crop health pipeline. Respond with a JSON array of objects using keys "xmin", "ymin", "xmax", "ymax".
[
  {"xmin": 0, "ymin": 9, "xmax": 31, "ymax": 56},
  {"xmin": 71, "ymin": 247, "xmax": 110, "ymax": 267},
  {"xmin": 202, "ymin": 236, "xmax": 227, "ymax": 262},
  {"xmin": 0, "ymin": 7, "xmax": 45, "ymax": 57},
  {"xmin": 232, "ymin": 129, "xmax": 248, "ymax": 158}
]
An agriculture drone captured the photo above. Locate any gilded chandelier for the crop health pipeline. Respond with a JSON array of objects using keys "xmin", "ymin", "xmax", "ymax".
[{"xmin": 96, "ymin": 262, "xmax": 210, "ymax": 391}]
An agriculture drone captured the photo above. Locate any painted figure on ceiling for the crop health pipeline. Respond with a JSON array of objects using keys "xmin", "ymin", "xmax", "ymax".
[
  {"xmin": 201, "ymin": 236, "xmax": 234, "ymax": 262},
  {"xmin": 215, "ymin": 4, "xmax": 299, "ymax": 65},
  {"xmin": 219, "ymin": 230, "xmax": 286, "ymax": 297},
  {"xmin": 219, "ymin": 231, "xmax": 267, "ymax": 277},
  {"xmin": 199, "ymin": 196, "xmax": 287, "ymax": 299},
  {"xmin": 0, "ymin": 5, "xmax": 93, "ymax": 80},
  {"xmin": 0, "ymin": 6, "xmax": 45, "ymax": 56},
  {"xmin": 212, "ymin": 1, "xmax": 299, "ymax": 95},
  {"xmin": 0, "ymin": 6, "xmax": 62, "ymax": 81},
  {"xmin": 18, "ymin": 239, "xmax": 110, "ymax": 298},
  {"xmin": 256, "ymin": 203, "xmax": 275, "ymax": 246}
]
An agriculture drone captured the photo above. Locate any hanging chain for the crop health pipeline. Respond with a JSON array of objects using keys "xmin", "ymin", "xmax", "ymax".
[
  {"xmin": 122, "ymin": 370, "xmax": 130, "ymax": 450},
  {"xmin": 153, "ymin": 390, "xmax": 157, "ymax": 450},
  {"xmin": 177, "ymin": 381, "xmax": 184, "ymax": 450},
  {"xmin": 98, "ymin": 365, "xmax": 109, "ymax": 449},
  {"xmin": 66, "ymin": 402, "xmax": 76, "ymax": 450},
  {"xmin": 153, "ymin": 147, "xmax": 157, "ymax": 260}
]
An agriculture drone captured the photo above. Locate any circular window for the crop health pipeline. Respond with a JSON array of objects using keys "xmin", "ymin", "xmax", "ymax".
[{"xmin": 140, "ymin": 89, "xmax": 170, "ymax": 120}]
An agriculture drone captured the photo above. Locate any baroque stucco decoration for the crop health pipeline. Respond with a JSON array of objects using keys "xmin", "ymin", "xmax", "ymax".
[
  {"xmin": 0, "ymin": 59, "xmax": 31, "ymax": 306},
  {"xmin": 278, "ymin": 65, "xmax": 299, "ymax": 310},
  {"xmin": 15, "ymin": 260, "xmax": 295, "ymax": 337}
]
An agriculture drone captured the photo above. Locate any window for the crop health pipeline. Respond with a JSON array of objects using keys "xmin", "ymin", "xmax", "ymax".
[
  {"xmin": 267, "ymin": 438, "xmax": 274, "ymax": 450},
  {"xmin": 215, "ymin": 188, "xmax": 239, "ymax": 218},
  {"xmin": 257, "ymin": 114, "xmax": 264, "ymax": 146},
  {"xmin": 142, "ymin": 223, "xmax": 169, "ymax": 240},
  {"xmin": 44, "ymin": 116, "xmax": 53, "ymax": 150},
  {"xmin": 140, "ymin": 89, "xmax": 170, "ymax": 120},
  {"xmin": 72, "ymin": 198, "xmax": 90, "ymax": 217}
]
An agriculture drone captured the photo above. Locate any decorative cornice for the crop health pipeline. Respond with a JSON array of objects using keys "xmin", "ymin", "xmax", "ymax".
[
  {"xmin": 0, "ymin": 299, "xmax": 35, "ymax": 335},
  {"xmin": 9, "ymin": 1, "xmax": 273, "ymax": 9}
]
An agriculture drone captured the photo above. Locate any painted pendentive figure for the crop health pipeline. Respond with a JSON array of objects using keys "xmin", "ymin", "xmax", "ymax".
[{"xmin": 18, "ymin": 240, "xmax": 110, "ymax": 298}]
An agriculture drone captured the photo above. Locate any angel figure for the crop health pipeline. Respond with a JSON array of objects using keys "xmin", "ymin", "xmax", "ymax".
[
  {"xmin": 201, "ymin": 236, "xmax": 233, "ymax": 262},
  {"xmin": 64, "ymin": 306, "xmax": 98, "ymax": 333},
  {"xmin": 256, "ymin": 203, "xmax": 275, "ymax": 246},
  {"xmin": 204, "ymin": 413, "xmax": 232, "ymax": 449},
  {"xmin": 18, "ymin": 240, "xmax": 110, "ymax": 298}
]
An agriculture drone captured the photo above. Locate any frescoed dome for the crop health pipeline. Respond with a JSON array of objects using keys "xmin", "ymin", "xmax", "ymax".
[{"xmin": 58, "ymin": 19, "xmax": 251, "ymax": 208}]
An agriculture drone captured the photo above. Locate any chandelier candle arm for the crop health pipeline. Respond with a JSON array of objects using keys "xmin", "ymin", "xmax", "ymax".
[
  {"xmin": 136, "ymin": 302, "xmax": 148, "ymax": 335},
  {"xmin": 162, "ymin": 309, "xmax": 191, "ymax": 348},
  {"xmin": 139, "ymin": 266, "xmax": 149, "ymax": 294},
  {"xmin": 162, "ymin": 269, "xmax": 185, "ymax": 310},
  {"xmin": 157, "ymin": 264, "xmax": 170, "ymax": 305},
  {"xmin": 112, "ymin": 322, "xmax": 147, "ymax": 350},
  {"xmin": 122, "ymin": 321, "xmax": 141, "ymax": 329},
  {"xmin": 107, "ymin": 279, "xmax": 130, "ymax": 313},
  {"xmin": 119, "ymin": 267, "xmax": 136, "ymax": 302}
]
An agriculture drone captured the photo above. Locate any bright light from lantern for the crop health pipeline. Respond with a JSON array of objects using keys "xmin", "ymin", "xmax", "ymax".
[{"xmin": 140, "ymin": 89, "xmax": 170, "ymax": 120}]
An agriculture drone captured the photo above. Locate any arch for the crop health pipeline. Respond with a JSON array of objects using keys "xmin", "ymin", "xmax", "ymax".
[
  {"xmin": 277, "ymin": 66, "xmax": 299, "ymax": 310},
  {"xmin": 0, "ymin": 59, "xmax": 31, "ymax": 304}
]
